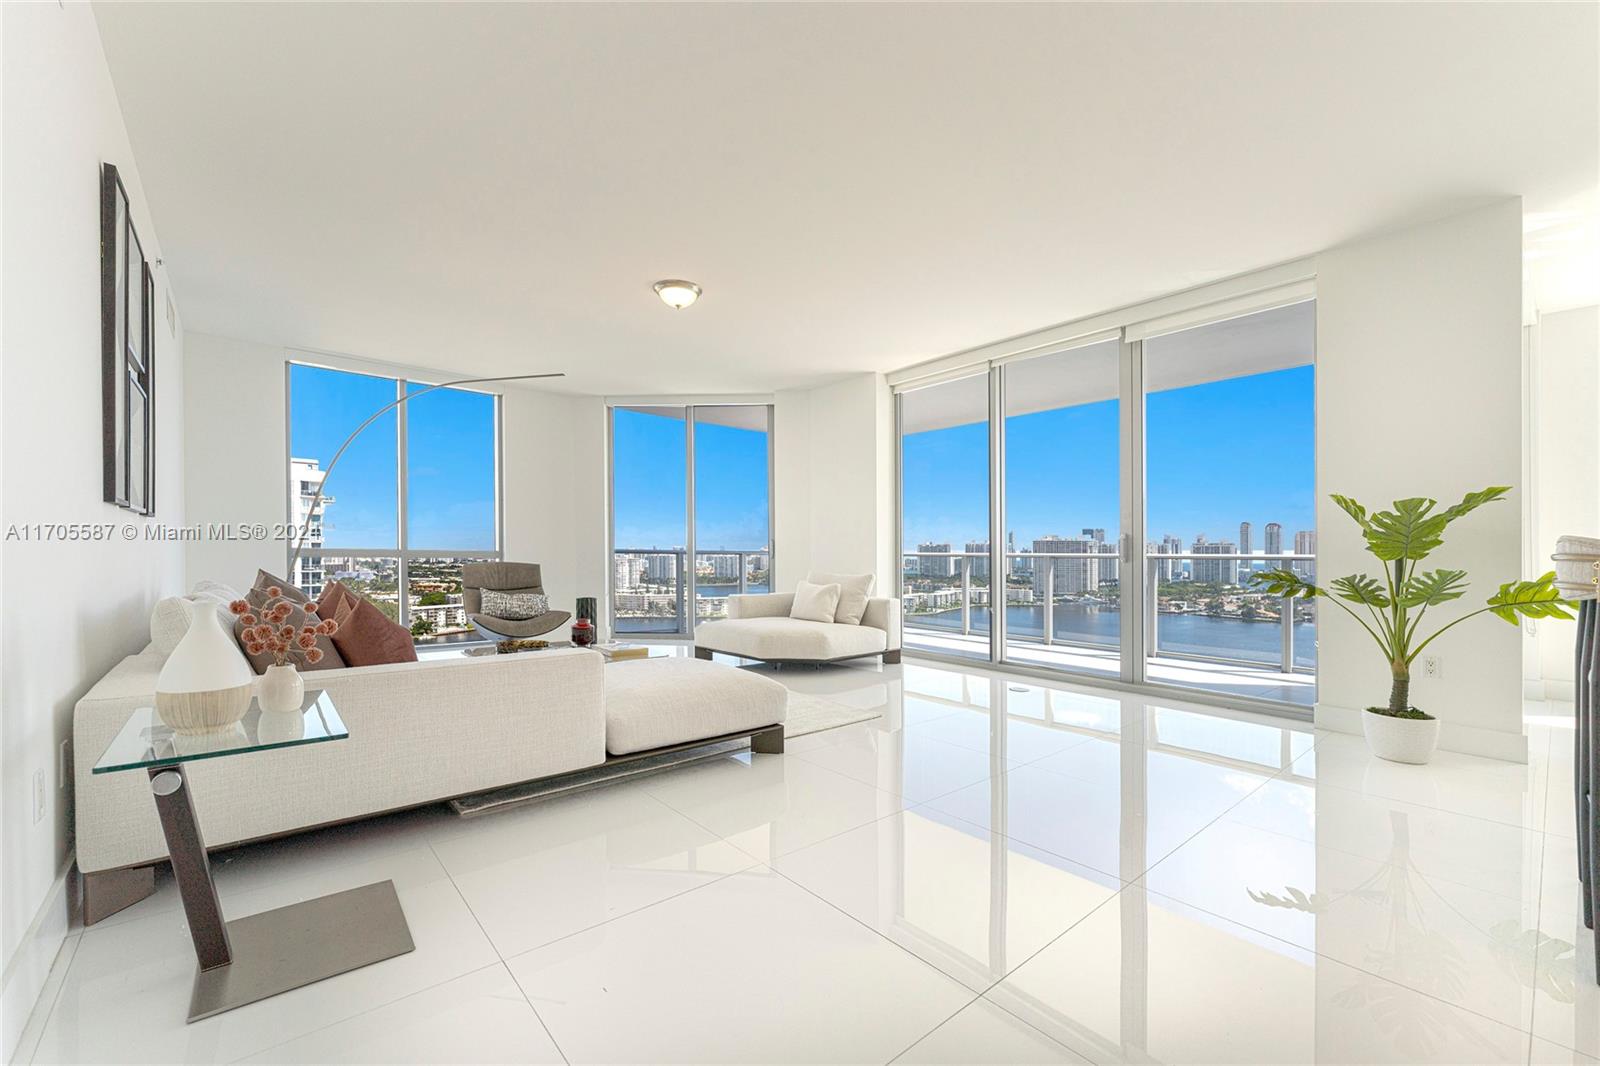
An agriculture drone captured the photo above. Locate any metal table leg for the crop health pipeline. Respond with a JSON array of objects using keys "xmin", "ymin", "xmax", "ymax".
[
  {"xmin": 146, "ymin": 764, "xmax": 416, "ymax": 1022},
  {"xmin": 1578, "ymin": 601, "xmax": 1594, "ymax": 932}
]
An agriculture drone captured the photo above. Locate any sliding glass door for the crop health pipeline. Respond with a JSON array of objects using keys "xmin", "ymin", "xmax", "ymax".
[
  {"xmin": 896, "ymin": 297, "xmax": 1317, "ymax": 709},
  {"xmin": 899, "ymin": 374, "xmax": 990, "ymax": 661},
  {"xmin": 1001, "ymin": 338, "xmax": 1123, "ymax": 678},
  {"xmin": 1142, "ymin": 301, "xmax": 1317, "ymax": 704},
  {"xmin": 609, "ymin": 403, "xmax": 772, "ymax": 637}
]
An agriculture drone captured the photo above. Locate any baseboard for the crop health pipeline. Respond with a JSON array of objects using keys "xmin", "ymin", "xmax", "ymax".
[
  {"xmin": 1, "ymin": 856, "xmax": 74, "ymax": 1062},
  {"xmin": 1314, "ymin": 702, "xmax": 1529, "ymax": 763}
]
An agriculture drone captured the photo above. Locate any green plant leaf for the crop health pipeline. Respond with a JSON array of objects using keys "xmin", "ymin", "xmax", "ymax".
[
  {"xmin": 1363, "ymin": 497, "xmax": 1449, "ymax": 561},
  {"xmin": 1398, "ymin": 569, "xmax": 1469, "ymax": 608},
  {"xmin": 1330, "ymin": 494, "xmax": 1372, "ymax": 530},
  {"xmin": 1251, "ymin": 568, "xmax": 1322, "ymax": 598},
  {"xmin": 1486, "ymin": 571, "xmax": 1578, "ymax": 624},
  {"xmin": 1438, "ymin": 486, "xmax": 1511, "ymax": 524},
  {"xmin": 1330, "ymin": 573, "xmax": 1391, "ymax": 608}
]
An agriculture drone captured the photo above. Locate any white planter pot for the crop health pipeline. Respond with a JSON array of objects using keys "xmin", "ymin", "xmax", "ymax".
[
  {"xmin": 1362, "ymin": 708, "xmax": 1440, "ymax": 765},
  {"xmin": 258, "ymin": 664, "xmax": 306, "ymax": 714}
]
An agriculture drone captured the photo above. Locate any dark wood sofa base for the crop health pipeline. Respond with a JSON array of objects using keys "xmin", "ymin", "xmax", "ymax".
[{"xmin": 696, "ymin": 646, "xmax": 901, "ymax": 666}]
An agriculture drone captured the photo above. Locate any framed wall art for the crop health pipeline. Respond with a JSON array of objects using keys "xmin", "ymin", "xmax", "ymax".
[{"xmin": 101, "ymin": 162, "xmax": 155, "ymax": 514}]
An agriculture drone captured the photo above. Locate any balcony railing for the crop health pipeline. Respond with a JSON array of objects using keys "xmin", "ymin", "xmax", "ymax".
[
  {"xmin": 612, "ymin": 548, "xmax": 772, "ymax": 633},
  {"xmin": 900, "ymin": 549, "xmax": 1316, "ymax": 673}
]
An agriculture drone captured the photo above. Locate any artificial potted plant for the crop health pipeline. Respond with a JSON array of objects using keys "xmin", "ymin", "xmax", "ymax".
[{"xmin": 1254, "ymin": 487, "xmax": 1574, "ymax": 764}]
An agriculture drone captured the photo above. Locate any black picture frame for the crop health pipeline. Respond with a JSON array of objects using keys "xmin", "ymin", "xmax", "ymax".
[{"xmin": 101, "ymin": 163, "xmax": 155, "ymax": 514}]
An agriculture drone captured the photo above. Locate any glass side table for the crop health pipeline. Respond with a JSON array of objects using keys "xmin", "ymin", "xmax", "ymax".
[{"xmin": 93, "ymin": 690, "xmax": 414, "ymax": 1022}]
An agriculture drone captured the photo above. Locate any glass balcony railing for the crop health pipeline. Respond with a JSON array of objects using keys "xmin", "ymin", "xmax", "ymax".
[{"xmin": 900, "ymin": 550, "xmax": 1317, "ymax": 679}]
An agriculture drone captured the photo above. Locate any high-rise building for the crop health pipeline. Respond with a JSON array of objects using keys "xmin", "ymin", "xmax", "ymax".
[
  {"xmin": 1294, "ymin": 530, "xmax": 1317, "ymax": 577},
  {"xmin": 1033, "ymin": 535, "xmax": 1106, "ymax": 597},
  {"xmin": 1264, "ymin": 522, "xmax": 1283, "ymax": 558},
  {"xmin": 917, "ymin": 542, "xmax": 954, "ymax": 578},
  {"xmin": 1008, "ymin": 530, "xmax": 1032, "ymax": 576},
  {"xmin": 964, "ymin": 540, "xmax": 990, "ymax": 580},
  {"xmin": 614, "ymin": 553, "xmax": 648, "ymax": 592},
  {"xmin": 289, "ymin": 457, "xmax": 333, "ymax": 597},
  {"xmin": 1150, "ymin": 534, "xmax": 1184, "ymax": 582},
  {"xmin": 643, "ymin": 550, "xmax": 684, "ymax": 583},
  {"xmin": 1239, "ymin": 522, "xmax": 1252, "ymax": 556},
  {"xmin": 1191, "ymin": 539, "xmax": 1239, "ymax": 585}
]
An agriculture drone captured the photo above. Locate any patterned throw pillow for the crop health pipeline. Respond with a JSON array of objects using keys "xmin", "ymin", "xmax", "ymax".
[{"xmin": 480, "ymin": 589, "xmax": 548, "ymax": 620}]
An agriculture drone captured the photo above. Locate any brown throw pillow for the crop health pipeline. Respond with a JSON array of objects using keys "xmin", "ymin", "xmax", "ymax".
[
  {"xmin": 253, "ymin": 569, "xmax": 309, "ymax": 604},
  {"xmin": 233, "ymin": 598, "xmax": 346, "ymax": 674},
  {"xmin": 316, "ymin": 580, "xmax": 356, "ymax": 624},
  {"xmin": 331, "ymin": 594, "xmax": 418, "ymax": 667}
]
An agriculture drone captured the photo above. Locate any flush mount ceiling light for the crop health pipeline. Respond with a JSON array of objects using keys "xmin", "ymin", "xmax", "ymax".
[{"xmin": 653, "ymin": 279, "xmax": 702, "ymax": 310}]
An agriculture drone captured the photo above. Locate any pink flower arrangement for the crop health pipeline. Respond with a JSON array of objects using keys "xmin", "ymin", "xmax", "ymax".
[{"xmin": 229, "ymin": 586, "xmax": 339, "ymax": 668}]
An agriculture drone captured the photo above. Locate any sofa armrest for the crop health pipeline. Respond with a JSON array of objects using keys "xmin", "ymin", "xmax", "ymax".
[
  {"xmin": 727, "ymin": 592, "xmax": 795, "ymax": 620},
  {"xmin": 860, "ymin": 597, "xmax": 901, "ymax": 651}
]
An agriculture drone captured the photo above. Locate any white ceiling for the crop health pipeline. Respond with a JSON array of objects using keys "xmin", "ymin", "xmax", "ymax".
[{"xmin": 93, "ymin": 2, "xmax": 1598, "ymax": 396}]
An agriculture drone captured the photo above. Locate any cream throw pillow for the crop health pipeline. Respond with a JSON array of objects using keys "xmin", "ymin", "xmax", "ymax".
[
  {"xmin": 805, "ymin": 571, "xmax": 876, "ymax": 625},
  {"xmin": 790, "ymin": 580, "xmax": 843, "ymax": 623}
]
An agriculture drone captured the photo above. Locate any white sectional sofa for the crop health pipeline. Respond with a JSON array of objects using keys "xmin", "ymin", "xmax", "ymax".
[
  {"xmin": 74, "ymin": 588, "xmax": 787, "ymax": 924},
  {"xmin": 693, "ymin": 587, "xmax": 901, "ymax": 666}
]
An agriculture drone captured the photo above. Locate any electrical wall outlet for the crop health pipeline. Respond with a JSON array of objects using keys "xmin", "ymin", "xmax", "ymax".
[
  {"xmin": 1422, "ymin": 655, "xmax": 1443, "ymax": 679},
  {"xmin": 33, "ymin": 769, "xmax": 46, "ymax": 824}
]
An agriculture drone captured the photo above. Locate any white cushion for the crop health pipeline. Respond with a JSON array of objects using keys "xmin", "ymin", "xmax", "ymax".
[
  {"xmin": 805, "ymin": 571, "xmax": 875, "ymax": 625},
  {"xmin": 695, "ymin": 617, "xmax": 888, "ymax": 662},
  {"xmin": 604, "ymin": 658, "xmax": 787, "ymax": 756},
  {"xmin": 149, "ymin": 592, "xmax": 238, "ymax": 656},
  {"xmin": 790, "ymin": 580, "xmax": 841, "ymax": 623}
]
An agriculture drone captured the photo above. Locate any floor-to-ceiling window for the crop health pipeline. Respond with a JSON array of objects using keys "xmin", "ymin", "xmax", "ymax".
[
  {"xmin": 1002, "ymin": 337, "xmax": 1123, "ymax": 678},
  {"xmin": 1142, "ymin": 301, "xmax": 1316, "ymax": 703},
  {"xmin": 894, "ymin": 287, "xmax": 1317, "ymax": 709},
  {"xmin": 609, "ymin": 403, "xmax": 772, "ymax": 637},
  {"xmin": 899, "ymin": 373, "xmax": 990, "ymax": 661},
  {"xmin": 287, "ymin": 361, "xmax": 501, "ymax": 645}
]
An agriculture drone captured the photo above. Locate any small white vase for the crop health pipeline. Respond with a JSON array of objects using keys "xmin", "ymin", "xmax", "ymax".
[
  {"xmin": 258, "ymin": 664, "xmax": 305, "ymax": 714},
  {"xmin": 257, "ymin": 706, "xmax": 307, "ymax": 743},
  {"xmin": 156, "ymin": 601, "xmax": 254, "ymax": 734},
  {"xmin": 1362, "ymin": 708, "xmax": 1440, "ymax": 765}
]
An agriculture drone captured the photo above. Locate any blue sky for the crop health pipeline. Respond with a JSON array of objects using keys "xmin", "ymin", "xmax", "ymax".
[
  {"xmin": 902, "ymin": 365, "xmax": 1315, "ymax": 550},
  {"xmin": 292, "ymin": 363, "xmax": 1310, "ymax": 557},
  {"xmin": 290, "ymin": 364, "xmax": 496, "ymax": 549},
  {"xmin": 612, "ymin": 408, "xmax": 770, "ymax": 549}
]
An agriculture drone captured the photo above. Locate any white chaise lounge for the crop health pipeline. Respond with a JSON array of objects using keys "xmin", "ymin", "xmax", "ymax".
[{"xmin": 694, "ymin": 572, "xmax": 901, "ymax": 666}]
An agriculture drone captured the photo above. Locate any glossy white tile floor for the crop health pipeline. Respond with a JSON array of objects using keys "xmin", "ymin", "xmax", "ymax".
[{"xmin": 16, "ymin": 649, "xmax": 1596, "ymax": 1065}]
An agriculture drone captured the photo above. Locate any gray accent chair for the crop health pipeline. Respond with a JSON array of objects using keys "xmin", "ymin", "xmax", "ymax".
[{"xmin": 462, "ymin": 562, "xmax": 571, "ymax": 642}]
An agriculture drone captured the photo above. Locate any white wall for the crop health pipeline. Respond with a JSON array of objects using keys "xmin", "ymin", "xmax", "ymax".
[
  {"xmin": 1314, "ymin": 200, "xmax": 1527, "ymax": 760},
  {"xmin": 1, "ymin": 3, "xmax": 186, "ymax": 1051},
  {"xmin": 773, "ymin": 373, "xmax": 896, "ymax": 591},
  {"xmin": 501, "ymin": 389, "xmax": 594, "ymax": 619},
  {"xmin": 183, "ymin": 333, "xmax": 285, "ymax": 585},
  {"xmin": 1531, "ymin": 304, "xmax": 1600, "ymax": 696}
]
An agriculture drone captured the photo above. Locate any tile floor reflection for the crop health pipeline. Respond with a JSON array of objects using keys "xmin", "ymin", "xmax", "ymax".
[{"xmin": 15, "ymin": 649, "xmax": 1591, "ymax": 1065}]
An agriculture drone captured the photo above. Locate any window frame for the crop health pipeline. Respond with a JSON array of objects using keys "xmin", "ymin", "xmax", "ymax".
[
  {"xmin": 893, "ymin": 272, "xmax": 1318, "ymax": 718},
  {"xmin": 605, "ymin": 401, "xmax": 775, "ymax": 640},
  {"xmin": 284, "ymin": 359, "xmax": 504, "ymax": 642}
]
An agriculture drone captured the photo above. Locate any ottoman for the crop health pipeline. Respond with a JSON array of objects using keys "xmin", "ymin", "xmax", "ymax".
[{"xmin": 603, "ymin": 657, "xmax": 788, "ymax": 756}]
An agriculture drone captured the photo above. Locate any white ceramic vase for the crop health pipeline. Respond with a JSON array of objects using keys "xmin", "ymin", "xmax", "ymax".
[
  {"xmin": 259, "ymin": 663, "xmax": 306, "ymax": 714},
  {"xmin": 156, "ymin": 603, "xmax": 254, "ymax": 734},
  {"xmin": 1362, "ymin": 708, "xmax": 1440, "ymax": 765}
]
